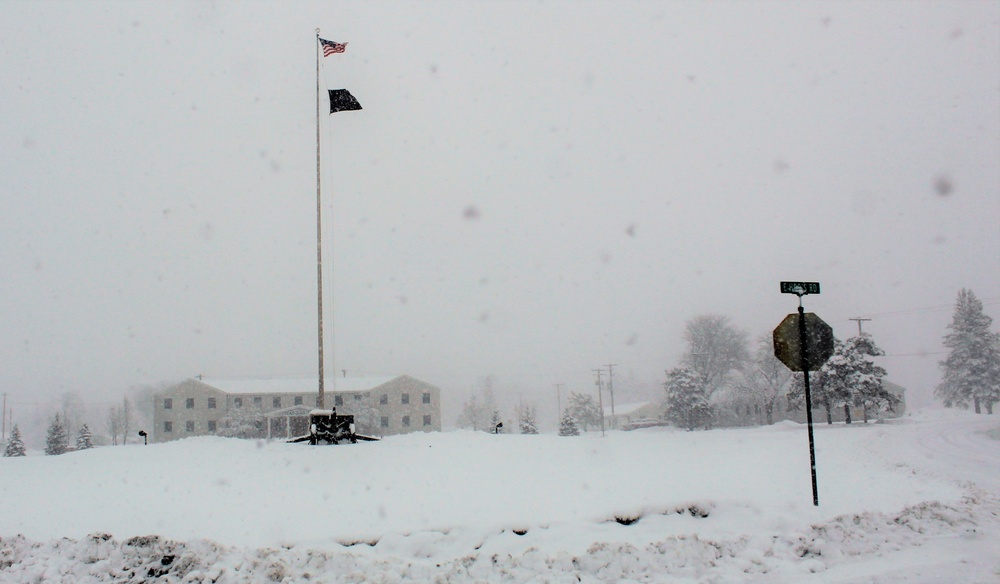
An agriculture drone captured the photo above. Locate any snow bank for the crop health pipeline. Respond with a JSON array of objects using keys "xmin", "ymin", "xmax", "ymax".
[{"xmin": 0, "ymin": 408, "xmax": 997, "ymax": 582}]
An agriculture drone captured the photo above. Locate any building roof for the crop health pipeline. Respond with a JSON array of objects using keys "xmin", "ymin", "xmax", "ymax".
[
  {"xmin": 603, "ymin": 401, "xmax": 652, "ymax": 417},
  {"xmin": 196, "ymin": 375, "xmax": 400, "ymax": 395}
]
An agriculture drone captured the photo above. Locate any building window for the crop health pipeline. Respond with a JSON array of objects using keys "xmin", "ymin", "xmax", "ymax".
[
  {"xmin": 423, "ymin": 415, "xmax": 432, "ymax": 426},
  {"xmin": 208, "ymin": 420, "xmax": 217, "ymax": 432},
  {"xmin": 208, "ymin": 397, "xmax": 216, "ymax": 409},
  {"xmin": 164, "ymin": 421, "xmax": 173, "ymax": 432},
  {"xmin": 186, "ymin": 398, "xmax": 195, "ymax": 409},
  {"xmin": 163, "ymin": 398, "xmax": 173, "ymax": 409},
  {"xmin": 273, "ymin": 396, "xmax": 281, "ymax": 408},
  {"xmin": 401, "ymin": 393, "xmax": 410, "ymax": 405},
  {"xmin": 422, "ymin": 393, "xmax": 431, "ymax": 404},
  {"xmin": 294, "ymin": 396, "xmax": 303, "ymax": 406},
  {"xmin": 402, "ymin": 415, "xmax": 411, "ymax": 427},
  {"xmin": 185, "ymin": 421, "xmax": 194, "ymax": 432},
  {"xmin": 381, "ymin": 416, "xmax": 389, "ymax": 428},
  {"xmin": 380, "ymin": 394, "xmax": 388, "ymax": 405},
  {"xmin": 235, "ymin": 397, "xmax": 243, "ymax": 408},
  {"xmin": 253, "ymin": 396, "xmax": 262, "ymax": 406},
  {"xmin": 335, "ymin": 395, "xmax": 343, "ymax": 406}
]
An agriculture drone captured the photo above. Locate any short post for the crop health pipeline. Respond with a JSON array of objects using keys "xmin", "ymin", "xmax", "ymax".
[{"xmin": 138, "ymin": 430, "xmax": 148, "ymax": 445}]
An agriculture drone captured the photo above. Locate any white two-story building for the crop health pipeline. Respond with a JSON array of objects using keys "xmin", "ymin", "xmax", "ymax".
[{"xmin": 152, "ymin": 374, "xmax": 441, "ymax": 443}]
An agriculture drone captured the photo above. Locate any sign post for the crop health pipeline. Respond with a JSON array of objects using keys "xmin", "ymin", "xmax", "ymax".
[{"xmin": 774, "ymin": 282, "xmax": 833, "ymax": 507}]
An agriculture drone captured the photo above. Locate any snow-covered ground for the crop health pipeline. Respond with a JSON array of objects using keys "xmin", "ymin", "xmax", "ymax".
[{"xmin": 0, "ymin": 408, "xmax": 997, "ymax": 583}]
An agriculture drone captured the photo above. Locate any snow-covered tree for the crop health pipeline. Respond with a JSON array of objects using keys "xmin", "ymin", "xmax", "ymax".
[
  {"xmin": 845, "ymin": 334, "xmax": 895, "ymax": 422},
  {"xmin": 797, "ymin": 334, "xmax": 894, "ymax": 425},
  {"xmin": 821, "ymin": 339, "xmax": 858, "ymax": 423},
  {"xmin": 517, "ymin": 404, "xmax": 538, "ymax": 434},
  {"xmin": 45, "ymin": 414, "xmax": 69, "ymax": 455},
  {"xmin": 558, "ymin": 409, "xmax": 580, "ymax": 436},
  {"xmin": 456, "ymin": 392, "xmax": 484, "ymax": 431},
  {"xmin": 664, "ymin": 367, "xmax": 712, "ymax": 431},
  {"xmin": 106, "ymin": 405, "xmax": 123, "ymax": 446},
  {"xmin": 343, "ymin": 393, "xmax": 379, "ymax": 436},
  {"xmin": 565, "ymin": 392, "xmax": 601, "ymax": 431},
  {"xmin": 937, "ymin": 289, "xmax": 1000, "ymax": 414},
  {"xmin": 120, "ymin": 397, "xmax": 134, "ymax": 445},
  {"xmin": 105, "ymin": 397, "xmax": 135, "ymax": 446},
  {"xmin": 787, "ymin": 370, "xmax": 837, "ymax": 424},
  {"xmin": 219, "ymin": 403, "xmax": 265, "ymax": 439},
  {"xmin": 682, "ymin": 314, "xmax": 750, "ymax": 396},
  {"xmin": 3, "ymin": 425, "xmax": 26, "ymax": 457},
  {"xmin": 729, "ymin": 334, "xmax": 794, "ymax": 425},
  {"xmin": 76, "ymin": 424, "xmax": 94, "ymax": 450},
  {"xmin": 456, "ymin": 376, "xmax": 500, "ymax": 431}
]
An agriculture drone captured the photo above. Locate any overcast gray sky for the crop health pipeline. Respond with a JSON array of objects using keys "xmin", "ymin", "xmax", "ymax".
[{"xmin": 2, "ymin": 1, "xmax": 998, "ymax": 420}]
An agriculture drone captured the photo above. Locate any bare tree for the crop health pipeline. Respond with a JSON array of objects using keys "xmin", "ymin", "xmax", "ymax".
[
  {"xmin": 730, "ymin": 335, "xmax": 794, "ymax": 425},
  {"xmin": 121, "ymin": 397, "xmax": 134, "ymax": 445},
  {"xmin": 106, "ymin": 406, "xmax": 123, "ymax": 446},
  {"xmin": 682, "ymin": 314, "xmax": 750, "ymax": 396},
  {"xmin": 105, "ymin": 397, "xmax": 135, "ymax": 445},
  {"xmin": 456, "ymin": 376, "xmax": 499, "ymax": 431}
]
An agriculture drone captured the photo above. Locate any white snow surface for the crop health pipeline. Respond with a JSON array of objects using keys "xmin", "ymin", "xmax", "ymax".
[{"xmin": 1, "ymin": 408, "xmax": 997, "ymax": 583}]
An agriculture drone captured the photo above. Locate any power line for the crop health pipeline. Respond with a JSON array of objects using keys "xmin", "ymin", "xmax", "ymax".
[{"xmin": 854, "ymin": 297, "xmax": 1000, "ymax": 320}]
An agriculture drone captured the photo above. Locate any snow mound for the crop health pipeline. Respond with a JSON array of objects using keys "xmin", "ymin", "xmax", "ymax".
[{"xmin": 0, "ymin": 502, "xmax": 981, "ymax": 583}]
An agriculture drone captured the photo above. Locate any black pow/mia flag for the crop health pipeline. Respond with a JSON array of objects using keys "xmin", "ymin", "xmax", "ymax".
[{"xmin": 329, "ymin": 89, "xmax": 362, "ymax": 114}]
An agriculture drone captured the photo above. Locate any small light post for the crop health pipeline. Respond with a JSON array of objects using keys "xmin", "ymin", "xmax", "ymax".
[{"xmin": 138, "ymin": 430, "xmax": 148, "ymax": 445}]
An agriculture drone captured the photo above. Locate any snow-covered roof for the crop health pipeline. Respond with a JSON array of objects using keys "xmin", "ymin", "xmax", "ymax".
[
  {"xmin": 197, "ymin": 375, "xmax": 400, "ymax": 395},
  {"xmin": 603, "ymin": 401, "xmax": 651, "ymax": 417}
]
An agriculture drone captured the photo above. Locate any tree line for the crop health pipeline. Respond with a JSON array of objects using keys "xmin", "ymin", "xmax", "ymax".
[
  {"xmin": 3, "ymin": 396, "xmax": 138, "ymax": 457},
  {"xmin": 453, "ymin": 288, "xmax": 997, "ymax": 436}
]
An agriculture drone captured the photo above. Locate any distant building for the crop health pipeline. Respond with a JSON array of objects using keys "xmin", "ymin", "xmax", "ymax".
[
  {"xmin": 779, "ymin": 380, "xmax": 907, "ymax": 425},
  {"xmin": 152, "ymin": 374, "xmax": 441, "ymax": 443},
  {"xmin": 602, "ymin": 401, "xmax": 665, "ymax": 430}
]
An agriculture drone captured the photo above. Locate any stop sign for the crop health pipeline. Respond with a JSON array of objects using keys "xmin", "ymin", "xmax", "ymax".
[{"xmin": 773, "ymin": 312, "xmax": 835, "ymax": 372}]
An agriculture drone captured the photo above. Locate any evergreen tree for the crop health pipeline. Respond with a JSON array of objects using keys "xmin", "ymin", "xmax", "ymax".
[
  {"xmin": 517, "ymin": 404, "xmax": 539, "ymax": 434},
  {"xmin": 845, "ymin": 334, "xmax": 895, "ymax": 422},
  {"xmin": 565, "ymin": 392, "xmax": 602, "ymax": 431},
  {"xmin": 937, "ymin": 289, "xmax": 1000, "ymax": 414},
  {"xmin": 663, "ymin": 367, "xmax": 712, "ymax": 431},
  {"xmin": 3, "ymin": 425, "xmax": 27, "ymax": 457},
  {"xmin": 45, "ymin": 413, "xmax": 69, "ymax": 455},
  {"xmin": 76, "ymin": 424, "xmax": 94, "ymax": 450},
  {"xmin": 558, "ymin": 409, "xmax": 580, "ymax": 436},
  {"xmin": 820, "ymin": 339, "xmax": 857, "ymax": 423},
  {"xmin": 786, "ymin": 371, "xmax": 835, "ymax": 424}
]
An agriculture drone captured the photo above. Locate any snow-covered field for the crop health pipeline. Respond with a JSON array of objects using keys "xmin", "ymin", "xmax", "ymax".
[{"xmin": 1, "ymin": 408, "xmax": 997, "ymax": 583}]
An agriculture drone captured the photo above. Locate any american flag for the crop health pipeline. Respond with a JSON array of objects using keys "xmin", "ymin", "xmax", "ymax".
[{"xmin": 320, "ymin": 38, "xmax": 347, "ymax": 56}]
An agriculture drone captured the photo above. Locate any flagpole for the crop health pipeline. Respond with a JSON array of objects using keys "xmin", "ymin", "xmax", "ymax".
[{"xmin": 315, "ymin": 28, "xmax": 326, "ymax": 409}]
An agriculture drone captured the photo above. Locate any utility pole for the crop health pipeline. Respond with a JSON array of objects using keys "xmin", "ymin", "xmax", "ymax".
[
  {"xmin": 849, "ymin": 317, "xmax": 872, "ymax": 336},
  {"xmin": 1, "ymin": 392, "xmax": 6, "ymax": 441},
  {"xmin": 592, "ymin": 369, "xmax": 606, "ymax": 437},
  {"xmin": 605, "ymin": 363, "xmax": 617, "ymax": 430}
]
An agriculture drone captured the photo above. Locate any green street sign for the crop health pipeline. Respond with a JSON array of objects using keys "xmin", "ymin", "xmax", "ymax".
[{"xmin": 780, "ymin": 281, "xmax": 821, "ymax": 296}]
